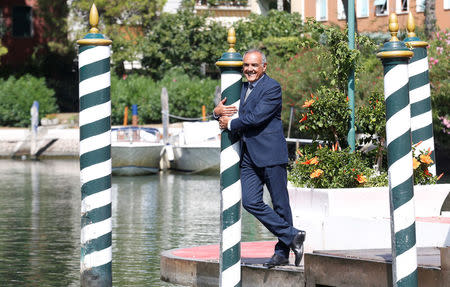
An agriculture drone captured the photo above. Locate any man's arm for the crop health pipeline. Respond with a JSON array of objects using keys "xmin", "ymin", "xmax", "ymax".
[{"xmin": 213, "ymin": 97, "xmax": 237, "ymax": 120}]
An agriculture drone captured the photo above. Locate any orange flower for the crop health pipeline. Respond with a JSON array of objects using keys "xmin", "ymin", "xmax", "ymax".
[
  {"xmin": 355, "ymin": 174, "xmax": 367, "ymax": 184},
  {"xmin": 419, "ymin": 154, "xmax": 434, "ymax": 165},
  {"xmin": 309, "ymin": 156, "xmax": 319, "ymax": 165},
  {"xmin": 302, "ymin": 99, "xmax": 315, "ymax": 108},
  {"xmin": 310, "ymin": 93, "xmax": 314, "ymax": 99},
  {"xmin": 296, "ymin": 150, "xmax": 303, "ymax": 157},
  {"xmin": 427, "ymin": 148, "xmax": 432, "ymax": 156},
  {"xmin": 310, "ymin": 169, "xmax": 323, "ymax": 178},
  {"xmin": 424, "ymin": 169, "xmax": 432, "ymax": 176},
  {"xmin": 310, "ymin": 110, "xmax": 314, "ymax": 115},
  {"xmin": 413, "ymin": 141, "xmax": 423, "ymax": 148},
  {"xmin": 301, "ymin": 156, "xmax": 318, "ymax": 165},
  {"xmin": 412, "ymin": 158, "xmax": 420, "ymax": 170},
  {"xmin": 299, "ymin": 114, "xmax": 307, "ymax": 123},
  {"xmin": 437, "ymin": 173, "xmax": 444, "ymax": 181}
]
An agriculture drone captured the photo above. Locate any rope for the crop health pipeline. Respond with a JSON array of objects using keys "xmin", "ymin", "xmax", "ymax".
[{"xmin": 161, "ymin": 111, "xmax": 213, "ymax": 121}]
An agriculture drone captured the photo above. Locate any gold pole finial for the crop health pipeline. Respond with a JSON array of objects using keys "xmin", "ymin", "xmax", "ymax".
[
  {"xmin": 407, "ymin": 12, "xmax": 416, "ymax": 38},
  {"xmin": 227, "ymin": 28, "xmax": 236, "ymax": 53},
  {"xmin": 89, "ymin": 4, "xmax": 100, "ymax": 34},
  {"xmin": 388, "ymin": 13, "xmax": 399, "ymax": 42}
]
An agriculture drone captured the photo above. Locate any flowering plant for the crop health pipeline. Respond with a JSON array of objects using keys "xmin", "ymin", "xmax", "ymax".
[
  {"xmin": 288, "ymin": 144, "xmax": 387, "ymax": 188},
  {"xmin": 287, "ymin": 24, "xmax": 447, "ymax": 188},
  {"xmin": 412, "ymin": 142, "xmax": 444, "ymax": 185},
  {"xmin": 298, "ymin": 88, "xmax": 351, "ymax": 147}
]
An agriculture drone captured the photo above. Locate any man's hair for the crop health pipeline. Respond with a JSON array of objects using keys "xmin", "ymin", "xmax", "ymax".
[{"xmin": 243, "ymin": 49, "xmax": 267, "ymax": 65}]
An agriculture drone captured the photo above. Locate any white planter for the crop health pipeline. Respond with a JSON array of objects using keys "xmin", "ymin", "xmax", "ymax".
[{"xmin": 288, "ymin": 183, "xmax": 450, "ymax": 252}]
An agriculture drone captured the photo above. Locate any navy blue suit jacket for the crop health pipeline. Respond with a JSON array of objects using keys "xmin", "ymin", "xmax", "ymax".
[{"xmin": 230, "ymin": 75, "xmax": 288, "ymax": 167}]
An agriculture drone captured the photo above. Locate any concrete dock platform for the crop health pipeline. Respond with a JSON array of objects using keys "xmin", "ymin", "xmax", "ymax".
[
  {"xmin": 305, "ymin": 247, "xmax": 448, "ymax": 287},
  {"xmin": 160, "ymin": 241, "xmax": 305, "ymax": 287},
  {"xmin": 161, "ymin": 242, "xmax": 449, "ymax": 287}
]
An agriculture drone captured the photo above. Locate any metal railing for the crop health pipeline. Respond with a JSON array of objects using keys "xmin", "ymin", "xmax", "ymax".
[{"xmin": 196, "ymin": 0, "xmax": 249, "ymax": 7}]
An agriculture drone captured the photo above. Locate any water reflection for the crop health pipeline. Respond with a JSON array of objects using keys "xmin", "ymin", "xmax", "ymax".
[
  {"xmin": 0, "ymin": 160, "xmax": 274, "ymax": 286},
  {"xmin": 0, "ymin": 160, "xmax": 80, "ymax": 287}
]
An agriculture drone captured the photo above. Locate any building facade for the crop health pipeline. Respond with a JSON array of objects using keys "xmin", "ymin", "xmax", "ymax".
[
  {"xmin": 0, "ymin": 0, "xmax": 47, "ymax": 67},
  {"xmin": 163, "ymin": 0, "xmax": 272, "ymax": 26},
  {"xmin": 291, "ymin": 0, "xmax": 450, "ymax": 32}
]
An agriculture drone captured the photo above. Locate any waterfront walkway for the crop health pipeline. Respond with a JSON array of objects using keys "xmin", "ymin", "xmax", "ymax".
[{"xmin": 161, "ymin": 241, "xmax": 449, "ymax": 286}]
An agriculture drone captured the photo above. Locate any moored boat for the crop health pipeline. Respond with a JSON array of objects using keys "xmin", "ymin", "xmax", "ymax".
[
  {"xmin": 111, "ymin": 126, "xmax": 164, "ymax": 175},
  {"xmin": 168, "ymin": 121, "xmax": 220, "ymax": 174}
]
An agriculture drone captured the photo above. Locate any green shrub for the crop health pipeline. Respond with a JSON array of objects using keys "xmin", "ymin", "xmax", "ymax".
[
  {"xmin": 111, "ymin": 74, "xmax": 160, "ymax": 125},
  {"xmin": 110, "ymin": 70, "xmax": 219, "ymax": 125},
  {"xmin": 263, "ymin": 36, "xmax": 305, "ymax": 60},
  {"xmin": 428, "ymin": 30, "xmax": 450, "ymax": 149},
  {"xmin": 234, "ymin": 10, "xmax": 304, "ymax": 52},
  {"xmin": 268, "ymin": 47, "xmax": 329, "ymax": 138},
  {"xmin": 298, "ymin": 87, "xmax": 351, "ymax": 147},
  {"xmin": 288, "ymin": 145, "xmax": 387, "ymax": 188},
  {"xmin": 0, "ymin": 75, "xmax": 57, "ymax": 127}
]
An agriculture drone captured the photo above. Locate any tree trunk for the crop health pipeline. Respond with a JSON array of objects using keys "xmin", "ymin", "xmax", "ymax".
[{"xmin": 425, "ymin": 0, "xmax": 437, "ymax": 38}]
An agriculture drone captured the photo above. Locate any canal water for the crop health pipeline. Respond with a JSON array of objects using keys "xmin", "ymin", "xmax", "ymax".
[{"xmin": 0, "ymin": 159, "xmax": 274, "ymax": 286}]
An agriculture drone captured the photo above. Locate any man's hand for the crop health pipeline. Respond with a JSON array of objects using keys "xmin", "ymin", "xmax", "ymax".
[
  {"xmin": 214, "ymin": 97, "xmax": 237, "ymax": 117},
  {"xmin": 219, "ymin": 116, "xmax": 231, "ymax": 130}
]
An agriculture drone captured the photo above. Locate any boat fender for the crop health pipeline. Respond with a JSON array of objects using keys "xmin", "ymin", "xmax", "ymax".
[{"xmin": 165, "ymin": 144, "xmax": 174, "ymax": 161}]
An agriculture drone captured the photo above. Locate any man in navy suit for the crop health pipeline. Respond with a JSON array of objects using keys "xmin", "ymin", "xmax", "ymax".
[{"xmin": 214, "ymin": 49, "xmax": 306, "ymax": 268}]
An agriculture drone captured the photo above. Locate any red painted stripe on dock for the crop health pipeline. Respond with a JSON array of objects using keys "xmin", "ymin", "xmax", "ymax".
[
  {"xmin": 416, "ymin": 216, "xmax": 450, "ymax": 224},
  {"xmin": 171, "ymin": 241, "xmax": 276, "ymax": 260}
]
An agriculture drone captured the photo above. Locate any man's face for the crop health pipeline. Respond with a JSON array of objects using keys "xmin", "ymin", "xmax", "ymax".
[{"xmin": 243, "ymin": 52, "xmax": 266, "ymax": 83}]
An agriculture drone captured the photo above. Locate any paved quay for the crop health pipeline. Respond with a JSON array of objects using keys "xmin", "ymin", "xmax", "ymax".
[
  {"xmin": 0, "ymin": 127, "xmax": 79, "ymax": 158},
  {"xmin": 161, "ymin": 241, "xmax": 449, "ymax": 287},
  {"xmin": 161, "ymin": 241, "xmax": 305, "ymax": 287}
]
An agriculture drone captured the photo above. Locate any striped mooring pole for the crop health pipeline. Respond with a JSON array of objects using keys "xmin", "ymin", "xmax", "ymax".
[
  {"xmin": 377, "ymin": 13, "xmax": 417, "ymax": 287},
  {"xmin": 404, "ymin": 12, "xmax": 436, "ymax": 175},
  {"xmin": 215, "ymin": 28, "xmax": 243, "ymax": 287},
  {"xmin": 77, "ymin": 4, "xmax": 113, "ymax": 286}
]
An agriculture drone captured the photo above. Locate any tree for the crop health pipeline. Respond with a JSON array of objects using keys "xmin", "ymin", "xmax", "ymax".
[
  {"xmin": 140, "ymin": 8, "xmax": 226, "ymax": 79},
  {"xmin": 0, "ymin": 10, "xmax": 7, "ymax": 60},
  {"xmin": 71, "ymin": 0, "xmax": 165, "ymax": 26},
  {"xmin": 35, "ymin": 0, "xmax": 71, "ymax": 55},
  {"xmin": 71, "ymin": 0, "xmax": 166, "ymax": 73},
  {"xmin": 424, "ymin": 0, "xmax": 437, "ymax": 38}
]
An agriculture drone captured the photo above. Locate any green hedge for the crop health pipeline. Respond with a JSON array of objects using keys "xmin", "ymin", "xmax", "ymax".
[
  {"xmin": 0, "ymin": 75, "xmax": 57, "ymax": 127},
  {"xmin": 111, "ymin": 69, "xmax": 219, "ymax": 125}
]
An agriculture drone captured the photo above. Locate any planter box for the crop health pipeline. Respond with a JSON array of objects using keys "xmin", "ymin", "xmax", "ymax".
[{"xmin": 287, "ymin": 184, "xmax": 450, "ymax": 252}]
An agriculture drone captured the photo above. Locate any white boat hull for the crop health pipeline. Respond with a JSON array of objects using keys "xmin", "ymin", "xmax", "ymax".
[
  {"xmin": 112, "ymin": 142, "xmax": 164, "ymax": 175},
  {"xmin": 171, "ymin": 145, "xmax": 220, "ymax": 174}
]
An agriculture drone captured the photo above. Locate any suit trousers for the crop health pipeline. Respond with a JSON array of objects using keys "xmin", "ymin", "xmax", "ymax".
[{"xmin": 240, "ymin": 143, "xmax": 298, "ymax": 258}]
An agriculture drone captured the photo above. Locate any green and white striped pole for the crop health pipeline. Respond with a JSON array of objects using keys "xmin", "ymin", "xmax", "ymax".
[
  {"xmin": 404, "ymin": 12, "xmax": 436, "ymax": 175},
  {"xmin": 215, "ymin": 28, "xmax": 243, "ymax": 287},
  {"xmin": 77, "ymin": 4, "xmax": 113, "ymax": 286},
  {"xmin": 377, "ymin": 13, "xmax": 417, "ymax": 287}
]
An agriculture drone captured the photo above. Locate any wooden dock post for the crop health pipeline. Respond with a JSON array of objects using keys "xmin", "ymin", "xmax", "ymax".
[
  {"xmin": 161, "ymin": 87, "xmax": 169, "ymax": 144},
  {"xmin": 30, "ymin": 100, "xmax": 39, "ymax": 156}
]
